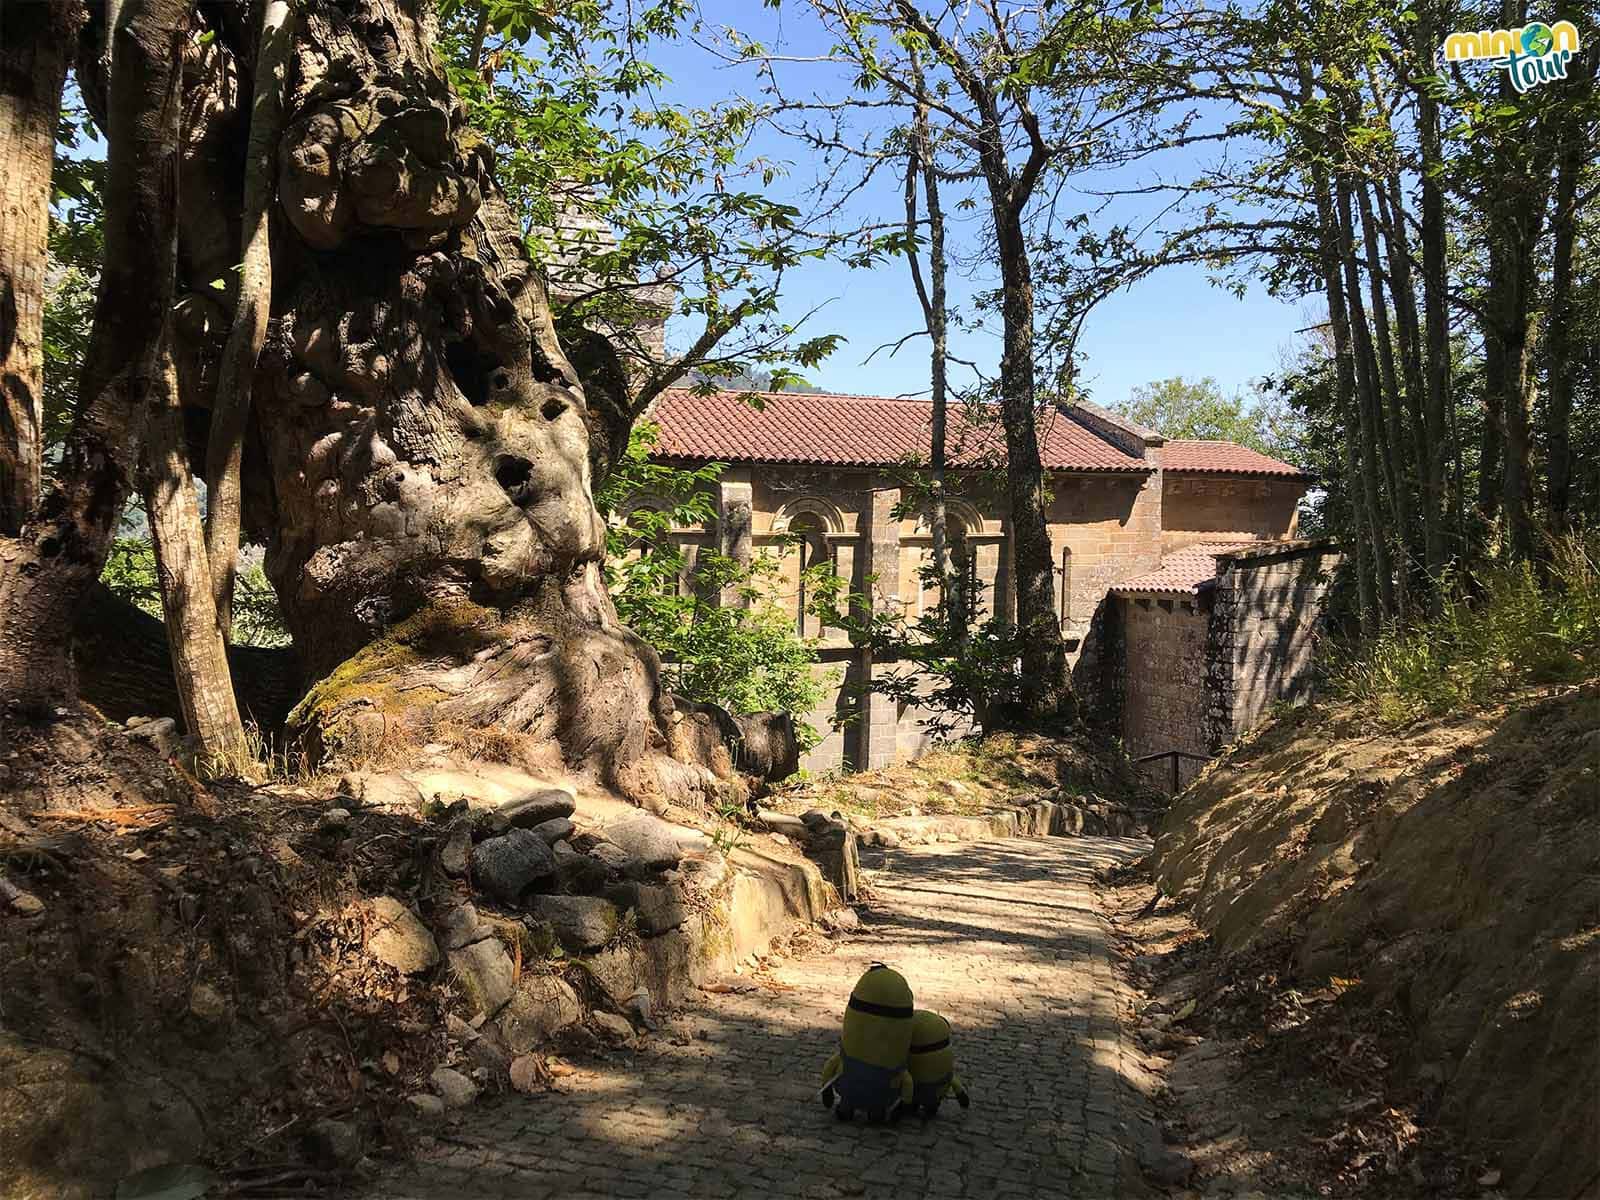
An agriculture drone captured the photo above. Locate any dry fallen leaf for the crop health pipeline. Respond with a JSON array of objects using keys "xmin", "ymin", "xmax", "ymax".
[{"xmin": 1478, "ymin": 1169, "xmax": 1502, "ymax": 1187}]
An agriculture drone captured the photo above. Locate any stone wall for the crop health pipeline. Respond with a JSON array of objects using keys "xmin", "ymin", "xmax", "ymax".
[
  {"xmin": 1205, "ymin": 544, "xmax": 1342, "ymax": 748},
  {"xmin": 1113, "ymin": 541, "xmax": 1341, "ymax": 792},
  {"xmin": 1162, "ymin": 476, "xmax": 1304, "ymax": 550},
  {"xmin": 635, "ymin": 458, "xmax": 1308, "ymax": 774},
  {"xmin": 1118, "ymin": 595, "xmax": 1213, "ymax": 791}
]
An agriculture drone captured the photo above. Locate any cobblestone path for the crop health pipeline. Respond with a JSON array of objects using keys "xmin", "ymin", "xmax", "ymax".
[{"xmin": 375, "ymin": 835, "xmax": 1156, "ymax": 1199}]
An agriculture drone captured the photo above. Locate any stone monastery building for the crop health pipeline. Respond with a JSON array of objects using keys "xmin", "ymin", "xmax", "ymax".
[{"xmin": 629, "ymin": 387, "xmax": 1340, "ymax": 787}]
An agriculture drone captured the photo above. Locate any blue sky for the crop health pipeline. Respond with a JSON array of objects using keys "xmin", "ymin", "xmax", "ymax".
[{"xmin": 641, "ymin": 3, "xmax": 1312, "ymax": 409}]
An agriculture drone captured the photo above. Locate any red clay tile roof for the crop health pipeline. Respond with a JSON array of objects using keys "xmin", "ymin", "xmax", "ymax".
[
  {"xmin": 649, "ymin": 389, "xmax": 1148, "ymax": 473},
  {"xmin": 1162, "ymin": 440, "xmax": 1307, "ymax": 477},
  {"xmin": 1109, "ymin": 542, "xmax": 1263, "ymax": 597}
]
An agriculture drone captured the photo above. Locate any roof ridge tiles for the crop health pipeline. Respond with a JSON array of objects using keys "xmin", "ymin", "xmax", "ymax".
[{"xmin": 649, "ymin": 386, "xmax": 1307, "ymax": 477}]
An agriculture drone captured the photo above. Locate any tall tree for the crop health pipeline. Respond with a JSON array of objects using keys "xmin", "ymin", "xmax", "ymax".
[
  {"xmin": 0, "ymin": 0, "xmax": 191, "ymax": 714},
  {"xmin": 0, "ymin": 0, "xmax": 85, "ymax": 534},
  {"xmin": 901, "ymin": 54, "xmax": 958, "ymax": 636},
  {"xmin": 888, "ymin": 0, "xmax": 1077, "ymax": 719},
  {"xmin": 1542, "ymin": 42, "xmax": 1597, "ymax": 534}
]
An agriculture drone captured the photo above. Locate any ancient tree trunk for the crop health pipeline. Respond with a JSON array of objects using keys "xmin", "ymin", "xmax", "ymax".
[
  {"xmin": 0, "ymin": 0, "xmax": 84, "ymax": 535},
  {"xmin": 140, "ymin": 345, "xmax": 249, "ymax": 765},
  {"xmin": 205, "ymin": 0, "xmax": 293, "ymax": 634},
  {"xmin": 0, "ymin": 0, "xmax": 191, "ymax": 715},
  {"xmin": 154, "ymin": 0, "xmax": 740, "ymax": 808}
]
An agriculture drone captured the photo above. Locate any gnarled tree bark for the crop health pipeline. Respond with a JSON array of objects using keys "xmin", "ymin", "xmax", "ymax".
[{"xmin": 150, "ymin": 0, "xmax": 744, "ymax": 808}]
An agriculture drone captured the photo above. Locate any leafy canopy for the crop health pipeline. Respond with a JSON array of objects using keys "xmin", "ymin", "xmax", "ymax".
[{"xmin": 1119, "ymin": 375, "xmax": 1300, "ymax": 460}]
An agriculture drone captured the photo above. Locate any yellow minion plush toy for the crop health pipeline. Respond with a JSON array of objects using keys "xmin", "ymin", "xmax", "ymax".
[
  {"xmin": 906, "ymin": 1009, "xmax": 970, "ymax": 1118},
  {"xmin": 818, "ymin": 963, "xmax": 915, "ymax": 1122}
]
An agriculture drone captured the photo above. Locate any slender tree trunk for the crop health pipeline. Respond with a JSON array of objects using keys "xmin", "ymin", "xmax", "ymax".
[
  {"xmin": 1356, "ymin": 175, "xmax": 1416, "ymax": 607},
  {"xmin": 1482, "ymin": 229, "xmax": 1540, "ymax": 554},
  {"xmin": 1292, "ymin": 57, "xmax": 1382, "ymax": 640},
  {"xmin": 1372, "ymin": 164, "xmax": 1437, "ymax": 590},
  {"xmin": 1306, "ymin": 109, "xmax": 1377, "ymax": 634},
  {"xmin": 904, "ymin": 62, "xmax": 955, "ymax": 640},
  {"xmin": 1334, "ymin": 173, "xmax": 1397, "ymax": 619},
  {"xmin": 1479, "ymin": 315, "xmax": 1506, "ymax": 525},
  {"xmin": 141, "ymin": 343, "xmax": 249, "ymax": 764},
  {"xmin": 1544, "ymin": 74, "xmax": 1586, "ymax": 534},
  {"xmin": 1415, "ymin": 1, "xmax": 1454, "ymax": 588},
  {"xmin": 992, "ymin": 196, "xmax": 1068, "ymax": 718},
  {"xmin": 1482, "ymin": 0, "xmax": 1548, "ymax": 561},
  {"xmin": 469, "ymin": 4, "xmax": 490, "ymax": 74},
  {"xmin": 205, "ymin": 0, "xmax": 293, "ymax": 636},
  {"xmin": 0, "ymin": 0, "xmax": 192, "ymax": 714},
  {"xmin": 0, "ymin": 0, "xmax": 85, "ymax": 536}
]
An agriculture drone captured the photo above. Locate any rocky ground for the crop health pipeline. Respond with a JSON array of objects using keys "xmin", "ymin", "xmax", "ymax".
[{"xmin": 352, "ymin": 833, "xmax": 1176, "ymax": 1200}]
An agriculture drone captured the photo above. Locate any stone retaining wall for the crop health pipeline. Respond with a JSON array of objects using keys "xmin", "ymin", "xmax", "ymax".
[{"xmin": 342, "ymin": 760, "xmax": 832, "ymax": 1115}]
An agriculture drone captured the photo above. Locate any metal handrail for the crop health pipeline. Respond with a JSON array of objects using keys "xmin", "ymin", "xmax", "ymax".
[{"xmin": 1134, "ymin": 748, "xmax": 1212, "ymax": 793}]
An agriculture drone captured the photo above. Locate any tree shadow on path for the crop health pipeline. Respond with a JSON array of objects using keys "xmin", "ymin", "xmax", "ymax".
[{"xmin": 358, "ymin": 836, "xmax": 1165, "ymax": 1200}]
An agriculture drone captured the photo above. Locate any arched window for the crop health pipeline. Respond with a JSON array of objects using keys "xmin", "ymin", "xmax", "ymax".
[
  {"xmin": 911, "ymin": 505, "xmax": 982, "ymax": 621},
  {"xmin": 773, "ymin": 499, "xmax": 843, "ymax": 637}
]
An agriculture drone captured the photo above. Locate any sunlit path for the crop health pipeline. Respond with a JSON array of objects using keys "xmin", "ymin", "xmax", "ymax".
[{"xmin": 359, "ymin": 836, "xmax": 1157, "ymax": 1199}]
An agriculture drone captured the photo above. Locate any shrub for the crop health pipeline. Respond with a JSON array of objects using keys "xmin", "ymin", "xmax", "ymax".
[
  {"xmin": 597, "ymin": 423, "xmax": 831, "ymax": 748},
  {"xmin": 808, "ymin": 560, "xmax": 1025, "ymax": 741},
  {"xmin": 1327, "ymin": 532, "xmax": 1600, "ymax": 724},
  {"xmin": 101, "ymin": 535, "xmax": 291, "ymax": 649}
]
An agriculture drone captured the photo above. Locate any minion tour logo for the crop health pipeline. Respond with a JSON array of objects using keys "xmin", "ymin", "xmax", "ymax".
[{"xmin": 1444, "ymin": 20, "xmax": 1582, "ymax": 93}]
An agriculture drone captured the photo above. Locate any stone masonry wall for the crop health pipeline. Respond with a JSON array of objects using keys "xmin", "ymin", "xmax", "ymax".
[
  {"xmin": 638, "ymin": 457, "xmax": 1309, "ymax": 776},
  {"xmin": 1162, "ymin": 476, "xmax": 1304, "ymax": 550},
  {"xmin": 1207, "ymin": 545, "xmax": 1343, "ymax": 747},
  {"xmin": 1119, "ymin": 595, "xmax": 1213, "ymax": 791}
]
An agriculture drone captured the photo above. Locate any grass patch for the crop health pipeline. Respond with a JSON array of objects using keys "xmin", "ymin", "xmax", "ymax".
[{"xmin": 1327, "ymin": 532, "xmax": 1600, "ymax": 726}]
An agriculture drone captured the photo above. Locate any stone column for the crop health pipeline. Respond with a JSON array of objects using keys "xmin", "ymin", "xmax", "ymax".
[
  {"xmin": 717, "ymin": 468, "xmax": 753, "ymax": 607},
  {"xmin": 860, "ymin": 484, "xmax": 902, "ymax": 770},
  {"xmin": 828, "ymin": 536, "xmax": 857, "ymax": 640}
]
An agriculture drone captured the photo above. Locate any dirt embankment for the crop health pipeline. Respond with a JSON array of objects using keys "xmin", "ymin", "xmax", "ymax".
[
  {"xmin": 0, "ymin": 715, "xmax": 826, "ymax": 1200},
  {"xmin": 1147, "ymin": 681, "xmax": 1599, "ymax": 1198}
]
